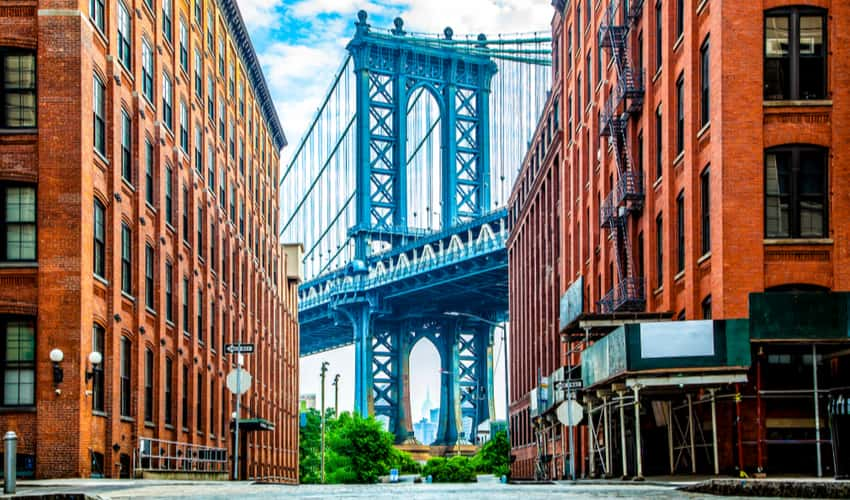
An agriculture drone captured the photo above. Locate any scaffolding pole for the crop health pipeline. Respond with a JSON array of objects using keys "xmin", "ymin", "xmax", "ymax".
[
  {"xmin": 667, "ymin": 401, "xmax": 674, "ymax": 475},
  {"xmin": 710, "ymin": 388, "xmax": 719, "ymax": 476},
  {"xmin": 688, "ymin": 394, "xmax": 696, "ymax": 474},
  {"xmin": 812, "ymin": 344, "xmax": 822, "ymax": 478}
]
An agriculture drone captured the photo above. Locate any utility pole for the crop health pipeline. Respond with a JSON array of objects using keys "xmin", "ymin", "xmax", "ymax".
[
  {"xmin": 320, "ymin": 361, "xmax": 329, "ymax": 484},
  {"xmin": 332, "ymin": 374, "xmax": 340, "ymax": 417}
]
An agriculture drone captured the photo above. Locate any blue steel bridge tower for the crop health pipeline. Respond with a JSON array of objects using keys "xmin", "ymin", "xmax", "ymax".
[{"xmin": 286, "ymin": 11, "xmax": 551, "ymax": 445}]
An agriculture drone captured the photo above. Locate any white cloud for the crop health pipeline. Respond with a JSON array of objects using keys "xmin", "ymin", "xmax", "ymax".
[{"xmin": 236, "ymin": 0, "xmax": 283, "ymax": 30}]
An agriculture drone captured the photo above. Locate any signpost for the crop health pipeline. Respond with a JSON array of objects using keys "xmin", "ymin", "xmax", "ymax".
[{"xmin": 225, "ymin": 343, "xmax": 254, "ymax": 480}]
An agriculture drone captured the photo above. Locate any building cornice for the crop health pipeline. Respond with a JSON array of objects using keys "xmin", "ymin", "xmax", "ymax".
[{"xmin": 217, "ymin": 0, "xmax": 287, "ymax": 151}]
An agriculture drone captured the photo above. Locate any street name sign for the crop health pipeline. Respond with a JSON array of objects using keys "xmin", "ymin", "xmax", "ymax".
[{"xmin": 225, "ymin": 343, "xmax": 255, "ymax": 354}]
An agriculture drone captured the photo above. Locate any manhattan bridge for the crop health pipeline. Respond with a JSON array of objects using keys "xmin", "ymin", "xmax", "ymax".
[{"xmin": 281, "ymin": 11, "xmax": 552, "ymax": 446}]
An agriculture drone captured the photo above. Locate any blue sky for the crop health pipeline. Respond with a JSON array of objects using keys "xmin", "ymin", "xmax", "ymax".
[{"xmin": 235, "ymin": 0, "xmax": 553, "ymax": 419}]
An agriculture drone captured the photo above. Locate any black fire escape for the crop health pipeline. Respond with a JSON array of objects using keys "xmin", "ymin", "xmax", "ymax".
[{"xmin": 598, "ymin": 0, "xmax": 645, "ymax": 313}]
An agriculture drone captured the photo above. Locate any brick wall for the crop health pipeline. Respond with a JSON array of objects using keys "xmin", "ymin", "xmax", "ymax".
[{"xmin": 0, "ymin": 0, "xmax": 299, "ymax": 481}]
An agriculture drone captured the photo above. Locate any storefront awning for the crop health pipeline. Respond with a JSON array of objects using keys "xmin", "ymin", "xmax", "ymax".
[{"xmin": 231, "ymin": 418, "xmax": 275, "ymax": 431}]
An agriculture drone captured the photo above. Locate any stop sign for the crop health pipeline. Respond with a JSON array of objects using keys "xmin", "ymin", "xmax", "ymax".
[{"xmin": 226, "ymin": 368, "xmax": 252, "ymax": 395}]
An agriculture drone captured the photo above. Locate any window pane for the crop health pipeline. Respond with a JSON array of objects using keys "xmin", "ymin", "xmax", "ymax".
[
  {"xmin": 4, "ymin": 54, "xmax": 35, "ymax": 89},
  {"xmin": 6, "ymin": 187, "xmax": 36, "ymax": 222},
  {"xmin": 800, "ymin": 16, "xmax": 825, "ymax": 56},
  {"xmin": 5, "ymin": 322, "xmax": 34, "ymax": 362},
  {"xmin": 765, "ymin": 153, "xmax": 790, "ymax": 237},
  {"xmin": 764, "ymin": 16, "xmax": 790, "ymax": 100},
  {"xmin": 799, "ymin": 149, "xmax": 826, "ymax": 237}
]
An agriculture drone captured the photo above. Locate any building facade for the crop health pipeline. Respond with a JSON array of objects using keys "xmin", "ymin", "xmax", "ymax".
[
  {"xmin": 509, "ymin": 0, "xmax": 850, "ymax": 479},
  {"xmin": 0, "ymin": 0, "xmax": 300, "ymax": 481}
]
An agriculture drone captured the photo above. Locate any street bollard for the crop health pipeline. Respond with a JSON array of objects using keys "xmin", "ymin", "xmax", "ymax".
[{"xmin": 4, "ymin": 431, "xmax": 16, "ymax": 494}]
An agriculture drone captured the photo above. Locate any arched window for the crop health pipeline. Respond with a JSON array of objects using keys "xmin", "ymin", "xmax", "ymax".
[
  {"xmin": 765, "ymin": 145, "xmax": 828, "ymax": 238},
  {"xmin": 764, "ymin": 7, "xmax": 827, "ymax": 100}
]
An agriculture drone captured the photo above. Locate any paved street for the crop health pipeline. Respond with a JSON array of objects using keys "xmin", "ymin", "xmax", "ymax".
[{"xmin": 8, "ymin": 477, "xmax": 760, "ymax": 499}]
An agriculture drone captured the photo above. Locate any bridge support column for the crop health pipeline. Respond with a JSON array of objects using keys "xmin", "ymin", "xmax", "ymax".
[
  {"xmin": 348, "ymin": 304, "xmax": 373, "ymax": 417},
  {"xmin": 434, "ymin": 321, "xmax": 463, "ymax": 446}
]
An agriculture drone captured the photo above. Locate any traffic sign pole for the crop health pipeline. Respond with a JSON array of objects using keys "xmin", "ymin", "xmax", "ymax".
[{"xmin": 235, "ymin": 354, "xmax": 242, "ymax": 481}]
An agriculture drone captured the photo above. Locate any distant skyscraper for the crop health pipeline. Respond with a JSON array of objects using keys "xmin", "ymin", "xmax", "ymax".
[{"xmin": 413, "ymin": 388, "xmax": 438, "ymax": 444}]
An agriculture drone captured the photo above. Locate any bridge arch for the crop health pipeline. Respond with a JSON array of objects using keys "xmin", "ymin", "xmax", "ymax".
[
  {"xmin": 405, "ymin": 84, "xmax": 443, "ymax": 232},
  {"xmin": 408, "ymin": 336, "xmax": 442, "ymax": 445}
]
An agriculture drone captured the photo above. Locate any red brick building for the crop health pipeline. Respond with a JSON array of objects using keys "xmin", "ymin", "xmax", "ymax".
[
  {"xmin": 0, "ymin": 0, "xmax": 300, "ymax": 481},
  {"xmin": 509, "ymin": 0, "xmax": 850, "ymax": 480}
]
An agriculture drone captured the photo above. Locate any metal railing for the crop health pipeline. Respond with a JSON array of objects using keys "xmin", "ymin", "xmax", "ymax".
[{"xmin": 136, "ymin": 437, "xmax": 229, "ymax": 474}]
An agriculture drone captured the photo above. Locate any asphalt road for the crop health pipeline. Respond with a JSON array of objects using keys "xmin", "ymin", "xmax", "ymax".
[{"xmin": 9, "ymin": 477, "xmax": 761, "ymax": 499}]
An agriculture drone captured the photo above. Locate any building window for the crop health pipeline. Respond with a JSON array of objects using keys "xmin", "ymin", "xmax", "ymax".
[
  {"xmin": 702, "ymin": 295, "xmax": 712, "ymax": 320},
  {"xmin": 700, "ymin": 37, "xmax": 710, "ymax": 127},
  {"xmin": 701, "ymin": 166, "xmax": 710, "ymax": 255},
  {"xmin": 210, "ymin": 300, "xmax": 216, "ymax": 351},
  {"xmin": 142, "ymin": 40, "xmax": 154, "ymax": 103},
  {"xmin": 194, "ymin": 0, "xmax": 201, "ymax": 25},
  {"xmin": 162, "ymin": 73, "xmax": 173, "ymax": 130},
  {"xmin": 165, "ymin": 261, "xmax": 174, "ymax": 323},
  {"xmin": 655, "ymin": 1, "xmax": 663, "ymax": 71},
  {"xmin": 121, "ymin": 223, "xmax": 132, "ymax": 295},
  {"xmin": 676, "ymin": 191, "xmax": 684, "ymax": 274},
  {"xmin": 655, "ymin": 104, "xmax": 662, "ymax": 179},
  {"xmin": 145, "ymin": 140, "xmax": 154, "ymax": 205},
  {"xmin": 179, "ymin": 100, "xmax": 189, "ymax": 152},
  {"xmin": 764, "ymin": 8, "xmax": 827, "ymax": 100},
  {"xmin": 636, "ymin": 231, "xmax": 644, "ymax": 279},
  {"xmin": 181, "ymin": 364, "xmax": 189, "ymax": 429},
  {"xmin": 182, "ymin": 185, "xmax": 189, "ymax": 242},
  {"xmin": 89, "ymin": 0, "xmax": 105, "ymax": 33},
  {"xmin": 197, "ymin": 290, "xmax": 203, "ymax": 343},
  {"xmin": 93, "ymin": 199, "xmax": 105, "ymax": 278},
  {"xmin": 165, "ymin": 165, "xmax": 174, "ymax": 225},
  {"xmin": 210, "ymin": 379, "xmax": 216, "ymax": 436},
  {"xmin": 207, "ymin": 76, "xmax": 214, "ymax": 121},
  {"xmin": 1, "ymin": 50, "xmax": 36, "ymax": 129},
  {"xmin": 228, "ymin": 61, "xmax": 235, "ymax": 96},
  {"xmin": 121, "ymin": 111, "xmax": 132, "ymax": 183},
  {"xmin": 196, "ymin": 372, "xmax": 203, "ymax": 431},
  {"xmin": 92, "ymin": 323, "xmax": 105, "ymax": 412},
  {"xmin": 145, "ymin": 244, "xmax": 154, "ymax": 309},
  {"xmin": 162, "ymin": 0, "xmax": 173, "ymax": 44},
  {"xmin": 208, "ymin": 145, "xmax": 216, "ymax": 190},
  {"xmin": 676, "ymin": 0, "xmax": 684, "ymax": 38},
  {"xmin": 144, "ymin": 348, "xmax": 154, "ymax": 422},
  {"xmin": 655, "ymin": 213, "xmax": 663, "ymax": 287},
  {"xmin": 182, "ymin": 277, "xmax": 190, "ymax": 334},
  {"xmin": 218, "ymin": 37, "xmax": 225, "ymax": 75},
  {"xmin": 179, "ymin": 18, "xmax": 188, "ymax": 72},
  {"xmin": 676, "ymin": 74, "xmax": 684, "ymax": 155},
  {"xmin": 93, "ymin": 74, "xmax": 105, "ymax": 155},
  {"xmin": 197, "ymin": 207, "xmax": 204, "ymax": 259},
  {"xmin": 1, "ymin": 319, "xmax": 34, "ymax": 406},
  {"xmin": 765, "ymin": 145, "xmax": 828, "ymax": 238},
  {"xmin": 194, "ymin": 49, "xmax": 202, "ymax": 99},
  {"xmin": 194, "ymin": 127, "xmax": 203, "ymax": 174},
  {"xmin": 117, "ymin": 2, "xmax": 132, "ymax": 70},
  {"xmin": 2, "ymin": 185, "xmax": 36, "ymax": 262},
  {"xmin": 165, "ymin": 357, "xmax": 173, "ymax": 425},
  {"xmin": 120, "ymin": 337, "xmax": 131, "ymax": 417}
]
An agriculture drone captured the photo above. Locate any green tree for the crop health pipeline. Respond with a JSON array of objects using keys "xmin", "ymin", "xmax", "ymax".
[
  {"xmin": 325, "ymin": 412, "xmax": 396, "ymax": 484},
  {"xmin": 471, "ymin": 430, "xmax": 510, "ymax": 476}
]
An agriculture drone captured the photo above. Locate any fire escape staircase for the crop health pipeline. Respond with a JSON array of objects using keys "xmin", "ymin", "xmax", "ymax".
[{"xmin": 598, "ymin": 1, "xmax": 646, "ymax": 313}]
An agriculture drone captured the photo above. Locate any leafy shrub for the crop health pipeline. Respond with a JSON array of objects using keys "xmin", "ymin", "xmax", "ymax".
[
  {"xmin": 422, "ymin": 455, "xmax": 477, "ymax": 483},
  {"xmin": 389, "ymin": 447, "xmax": 422, "ymax": 474}
]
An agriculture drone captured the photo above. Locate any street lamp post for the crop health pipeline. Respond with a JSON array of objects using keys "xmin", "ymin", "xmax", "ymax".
[
  {"xmin": 332, "ymin": 374, "xmax": 340, "ymax": 417},
  {"xmin": 320, "ymin": 361, "xmax": 329, "ymax": 484},
  {"xmin": 444, "ymin": 312, "xmax": 510, "ymax": 467}
]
